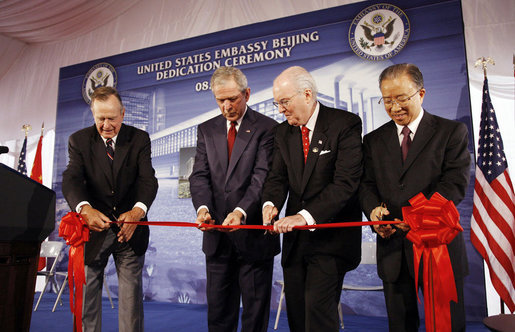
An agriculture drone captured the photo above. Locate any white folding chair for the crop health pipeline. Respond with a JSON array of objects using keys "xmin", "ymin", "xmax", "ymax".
[
  {"xmin": 339, "ymin": 241, "xmax": 383, "ymax": 329},
  {"xmin": 273, "ymin": 280, "xmax": 286, "ymax": 330},
  {"xmin": 53, "ymin": 268, "xmax": 115, "ymax": 311},
  {"xmin": 274, "ymin": 242, "xmax": 383, "ymax": 330},
  {"xmin": 33, "ymin": 241, "xmax": 65, "ymax": 311}
]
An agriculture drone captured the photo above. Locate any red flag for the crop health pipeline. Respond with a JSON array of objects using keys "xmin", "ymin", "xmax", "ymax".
[
  {"xmin": 471, "ymin": 78, "xmax": 515, "ymax": 313},
  {"xmin": 30, "ymin": 129, "xmax": 43, "ymax": 184},
  {"xmin": 31, "ymin": 125, "xmax": 46, "ymax": 271}
]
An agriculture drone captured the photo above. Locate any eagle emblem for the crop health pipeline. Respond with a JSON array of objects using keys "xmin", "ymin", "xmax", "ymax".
[
  {"xmin": 360, "ymin": 15, "xmax": 396, "ymax": 50},
  {"xmin": 89, "ymin": 70, "xmax": 110, "ymax": 94},
  {"xmin": 82, "ymin": 62, "xmax": 118, "ymax": 104},
  {"xmin": 348, "ymin": 4, "xmax": 410, "ymax": 61}
]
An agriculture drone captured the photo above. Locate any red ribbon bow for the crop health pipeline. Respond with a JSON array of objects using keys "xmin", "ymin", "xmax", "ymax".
[
  {"xmin": 58, "ymin": 212, "xmax": 89, "ymax": 332},
  {"xmin": 403, "ymin": 192, "xmax": 462, "ymax": 332}
]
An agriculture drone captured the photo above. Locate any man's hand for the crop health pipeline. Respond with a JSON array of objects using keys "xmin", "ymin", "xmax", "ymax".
[
  {"xmin": 196, "ymin": 208, "xmax": 214, "ymax": 231},
  {"xmin": 80, "ymin": 205, "xmax": 110, "ymax": 232},
  {"xmin": 262, "ymin": 205, "xmax": 278, "ymax": 225},
  {"xmin": 370, "ymin": 205, "xmax": 396, "ymax": 239},
  {"xmin": 394, "ymin": 219, "xmax": 410, "ymax": 232},
  {"xmin": 273, "ymin": 214, "xmax": 307, "ymax": 233},
  {"xmin": 221, "ymin": 210, "xmax": 243, "ymax": 232},
  {"xmin": 117, "ymin": 207, "xmax": 145, "ymax": 242}
]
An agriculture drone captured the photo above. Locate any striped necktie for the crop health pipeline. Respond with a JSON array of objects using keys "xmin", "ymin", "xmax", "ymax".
[{"xmin": 106, "ymin": 138, "xmax": 114, "ymax": 165}]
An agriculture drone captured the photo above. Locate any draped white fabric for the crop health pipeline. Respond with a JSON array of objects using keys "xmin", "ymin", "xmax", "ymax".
[
  {"xmin": 0, "ymin": 0, "xmax": 512, "ymax": 195},
  {"xmin": 0, "ymin": 0, "xmax": 363, "ymax": 150}
]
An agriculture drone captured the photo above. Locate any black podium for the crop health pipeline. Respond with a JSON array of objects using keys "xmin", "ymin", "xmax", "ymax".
[{"xmin": 0, "ymin": 164, "xmax": 56, "ymax": 332}]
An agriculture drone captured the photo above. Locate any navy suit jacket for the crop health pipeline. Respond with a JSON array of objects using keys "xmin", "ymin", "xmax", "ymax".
[
  {"xmin": 262, "ymin": 103, "xmax": 363, "ymax": 268},
  {"xmin": 62, "ymin": 124, "xmax": 158, "ymax": 264},
  {"xmin": 189, "ymin": 107, "xmax": 280, "ymax": 262},
  {"xmin": 359, "ymin": 111, "xmax": 471, "ymax": 282}
]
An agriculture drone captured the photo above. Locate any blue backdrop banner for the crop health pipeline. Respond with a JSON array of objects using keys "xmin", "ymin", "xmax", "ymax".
[{"xmin": 53, "ymin": 0, "xmax": 485, "ymax": 320}]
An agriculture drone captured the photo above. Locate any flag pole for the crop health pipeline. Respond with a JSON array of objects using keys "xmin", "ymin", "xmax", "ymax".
[
  {"xmin": 21, "ymin": 124, "xmax": 31, "ymax": 137},
  {"xmin": 474, "ymin": 56, "xmax": 507, "ymax": 315},
  {"xmin": 474, "ymin": 56, "xmax": 495, "ymax": 80}
]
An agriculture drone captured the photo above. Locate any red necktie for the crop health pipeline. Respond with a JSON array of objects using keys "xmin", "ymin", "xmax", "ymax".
[
  {"xmin": 301, "ymin": 126, "xmax": 310, "ymax": 163},
  {"xmin": 227, "ymin": 121, "xmax": 237, "ymax": 160},
  {"xmin": 106, "ymin": 138, "xmax": 114, "ymax": 165},
  {"xmin": 401, "ymin": 126, "xmax": 412, "ymax": 162}
]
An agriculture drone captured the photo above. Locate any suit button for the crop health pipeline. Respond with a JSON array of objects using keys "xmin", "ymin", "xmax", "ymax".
[{"xmin": 399, "ymin": 184, "xmax": 405, "ymax": 190}]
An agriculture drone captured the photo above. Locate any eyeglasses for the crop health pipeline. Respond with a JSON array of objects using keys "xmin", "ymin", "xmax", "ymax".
[
  {"xmin": 378, "ymin": 89, "xmax": 422, "ymax": 107},
  {"xmin": 273, "ymin": 92, "xmax": 301, "ymax": 109}
]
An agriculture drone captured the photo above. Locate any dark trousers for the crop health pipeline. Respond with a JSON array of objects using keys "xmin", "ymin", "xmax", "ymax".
[
  {"xmin": 205, "ymin": 235, "xmax": 274, "ymax": 332},
  {"xmin": 83, "ymin": 229, "xmax": 145, "ymax": 332},
  {"xmin": 383, "ymin": 246, "xmax": 465, "ymax": 332},
  {"xmin": 282, "ymin": 234, "xmax": 346, "ymax": 332}
]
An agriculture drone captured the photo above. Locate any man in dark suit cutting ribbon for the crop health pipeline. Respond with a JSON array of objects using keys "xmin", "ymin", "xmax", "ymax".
[
  {"xmin": 189, "ymin": 66, "xmax": 280, "ymax": 332},
  {"xmin": 359, "ymin": 63, "xmax": 470, "ymax": 331},
  {"xmin": 262, "ymin": 66, "xmax": 363, "ymax": 332},
  {"xmin": 62, "ymin": 86, "xmax": 158, "ymax": 332}
]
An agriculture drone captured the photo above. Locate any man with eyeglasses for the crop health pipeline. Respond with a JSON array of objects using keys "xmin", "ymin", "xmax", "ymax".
[
  {"xmin": 262, "ymin": 66, "xmax": 363, "ymax": 331},
  {"xmin": 189, "ymin": 66, "xmax": 280, "ymax": 332},
  {"xmin": 359, "ymin": 63, "xmax": 470, "ymax": 331}
]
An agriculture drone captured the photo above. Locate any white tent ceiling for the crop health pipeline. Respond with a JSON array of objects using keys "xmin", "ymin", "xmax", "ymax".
[
  {"xmin": 0, "ymin": 0, "xmax": 513, "ymax": 174},
  {"xmin": 0, "ymin": 0, "xmax": 140, "ymax": 79}
]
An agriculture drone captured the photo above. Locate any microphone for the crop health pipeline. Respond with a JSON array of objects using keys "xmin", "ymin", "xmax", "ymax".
[{"xmin": 0, "ymin": 146, "xmax": 8, "ymax": 155}]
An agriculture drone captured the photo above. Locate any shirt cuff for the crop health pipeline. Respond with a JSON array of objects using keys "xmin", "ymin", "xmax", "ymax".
[
  {"xmin": 298, "ymin": 209, "xmax": 316, "ymax": 232},
  {"xmin": 197, "ymin": 205, "xmax": 209, "ymax": 215},
  {"xmin": 134, "ymin": 202, "xmax": 148, "ymax": 216},
  {"xmin": 76, "ymin": 201, "xmax": 90, "ymax": 213},
  {"xmin": 263, "ymin": 201, "xmax": 274, "ymax": 209},
  {"xmin": 234, "ymin": 207, "xmax": 247, "ymax": 224}
]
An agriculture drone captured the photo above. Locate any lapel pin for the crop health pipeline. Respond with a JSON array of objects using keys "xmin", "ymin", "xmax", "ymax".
[
  {"xmin": 246, "ymin": 130, "xmax": 251, "ymax": 133},
  {"xmin": 312, "ymin": 147, "xmax": 319, "ymax": 153},
  {"xmin": 318, "ymin": 140, "xmax": 323, "ymax": 145}
]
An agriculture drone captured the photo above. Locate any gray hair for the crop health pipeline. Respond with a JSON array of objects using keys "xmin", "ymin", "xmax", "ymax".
[
  {"xmin": 282, "ymin": 66, "xmax": 318, "ymax": 98},
  {"xmin": 210, "ymin": 66, "xmax": 248, "ymax": 92},
  {"xmin": 379, "ymin": 63, "xmax": 424, "ymax": 90},
  {"xmin": 90, "ymin": 86, "xmax": 124, "ymax": 112}
]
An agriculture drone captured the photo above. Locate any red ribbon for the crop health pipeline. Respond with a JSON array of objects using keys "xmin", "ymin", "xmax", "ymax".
[
  {"xmin": 403, "ymin": 192, "xmax": 462, "ymax": 332},
  {"xmin": 107, "ymin": 220, "xmax": 401, "ymax": 229},
  {"xmin": 57, "ymin": 213, "xmax": 401, "ymax": 329},
  {"xmin": 58, "ymin": 212, "xmax": 89, "ymax": 332}
]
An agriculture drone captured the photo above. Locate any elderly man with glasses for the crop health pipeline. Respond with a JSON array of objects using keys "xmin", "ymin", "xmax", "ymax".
[
  {"xmin": 262, "ymin": 66, "xmax": 363, "ymax": 332},
  {"xmin": 359, "ymin": 63, "xmax": 470, "ymax": 332}
]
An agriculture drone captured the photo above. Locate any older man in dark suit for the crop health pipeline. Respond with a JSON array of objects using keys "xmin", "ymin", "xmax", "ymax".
[
  {"xmin": 359, "ymin": 63, "xmax": 470, "ymax": 332},
  {"xmin": 189, "ymin": 66, "xmax": 280, "ymax": 332},
  {"xmin": 262, "ymin": 66, "xmax": 362, "ymax": 332},
  {"xmin": 62, "ymin": 86, "xmax": 158, "ymax": 332}
]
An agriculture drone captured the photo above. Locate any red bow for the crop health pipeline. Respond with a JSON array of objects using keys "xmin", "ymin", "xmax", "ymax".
[
  {"xmin": 403, "ymin": 192, "xmax": 462, "ymax": 332},
  {"xmin": 59, "ymin": 212, "xmax": 89, "ymax": 332}
]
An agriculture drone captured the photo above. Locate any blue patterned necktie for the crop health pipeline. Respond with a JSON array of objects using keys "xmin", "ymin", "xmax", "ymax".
[{"xmin": 106, "ymin": 138, "xmax": 114, "ymax": 165}]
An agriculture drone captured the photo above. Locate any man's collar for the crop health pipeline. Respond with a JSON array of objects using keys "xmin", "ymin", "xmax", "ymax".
[
  {"xmin": 100, "ymin": 134, "xmax": 118, "ymax": 145},
  {"xmin": 395, "ymin": 108, "xmax": 424, "ymax": 136},
  {"xmin": 227, "ymin": 106, "xmax": 247, "ymax": 128},
  {"xmin": 304, "ymin": 102, "xmax": 320, "ymax": 131}
]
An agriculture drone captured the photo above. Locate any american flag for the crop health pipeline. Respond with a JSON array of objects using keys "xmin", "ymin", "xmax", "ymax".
[
  {"xmin": 471, "ymin": 78, "xmax": 515, "ymax": 313},
  {"xmin": 16, "ymin": 136, "xmax": 28, "ymax": 176}
]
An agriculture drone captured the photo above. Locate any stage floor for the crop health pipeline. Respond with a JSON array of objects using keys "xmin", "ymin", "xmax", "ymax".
[{"xmin": 30, "ymin": 293, "xmax": 489, "ymax": 331}]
